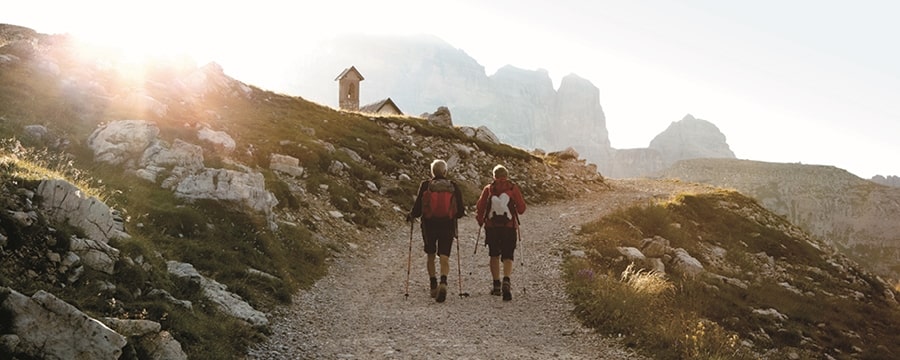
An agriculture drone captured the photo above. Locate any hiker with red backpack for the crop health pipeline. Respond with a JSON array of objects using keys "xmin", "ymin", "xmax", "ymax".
[
  {"xmin": 476, "ymin": 164, "xmax": 526, "ymax": 301},
  {"xmin": 406, "ymin": 159, "xmax": 466, "ymax": 303}
]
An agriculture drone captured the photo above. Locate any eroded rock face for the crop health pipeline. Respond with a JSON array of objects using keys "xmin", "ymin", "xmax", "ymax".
[
  {"xmin": 166, "ymin": 261, "xmax": 269, "ymax": 328},
  {"xmin": 0, "ymin": 288, "xmax": 127, "ymax": 359}
]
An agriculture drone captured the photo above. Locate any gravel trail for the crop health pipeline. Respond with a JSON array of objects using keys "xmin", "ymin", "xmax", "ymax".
[{"xmin": 246, "ymin": 179, "xmax": 701, "ymax": 359}]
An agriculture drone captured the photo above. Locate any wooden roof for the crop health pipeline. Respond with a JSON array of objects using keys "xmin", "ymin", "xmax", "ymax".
[
  {"xmin": 334, "ymin": 66, "xmax": 365, "ymax": 81},
  {"xmin": 359, "ymin": 98, "xmax": 402, "ymax": 115}
]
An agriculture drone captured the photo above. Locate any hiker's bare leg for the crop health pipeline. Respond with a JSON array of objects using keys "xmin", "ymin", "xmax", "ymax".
[
  {"xmin": 490, "ymin": 256, "xmax": 500, "ymax": 280},
  {"xmin": 439, "ymin": 255, "xmax": 450, "ymax": 277},
  {"xmin": 503, "ymin": 259, "xmax": 513, "ymax": 278},
  {"xmin": 427, "ymin": 253, "xmax": 436, "ymax": 277}
]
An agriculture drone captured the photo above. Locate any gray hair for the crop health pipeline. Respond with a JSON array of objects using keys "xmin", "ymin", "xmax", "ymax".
[
  {"xmin": 431, "ymin": 159, "xmax": 448, "ymax": 177},
  {"xmin": 492, "ymin": 164, "xmax": 508, "ymax": 179}
]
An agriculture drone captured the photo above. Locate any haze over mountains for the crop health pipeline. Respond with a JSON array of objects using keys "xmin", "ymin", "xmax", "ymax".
[
  {"xmin": 279, "ymin": 34, "xmax": 742, "ymax": 178},
  {"xmin": 275, "ymin": 33, "xmax": 897, "ymax": 182}
]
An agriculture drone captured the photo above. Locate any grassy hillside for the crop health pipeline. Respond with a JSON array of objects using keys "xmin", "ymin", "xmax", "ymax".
[
  {"xmin": 656, "ymin": 158, "xmax": 900, "ymax": 286},
  {"xmin": 568, "ymin": 189, "xmax": 900, "ymax": 359}
]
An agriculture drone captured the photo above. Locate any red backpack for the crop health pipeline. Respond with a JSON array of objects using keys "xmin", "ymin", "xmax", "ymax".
[{"xmin": 422, "ymin": 179, "xmax": 457, "ymax": 219}]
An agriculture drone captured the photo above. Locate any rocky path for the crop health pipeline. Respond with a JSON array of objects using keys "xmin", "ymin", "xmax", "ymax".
[{"xmin": 246, "ymin": 179, "xmax": 703, "ymax": 359}]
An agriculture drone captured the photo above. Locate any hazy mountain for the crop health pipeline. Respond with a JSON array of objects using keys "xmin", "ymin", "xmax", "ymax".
[
  {"xmin": 872, "ymin": 175, "xmax": 900, "ymax": 188},
  {"xmin": 280, "ymin": 34, "xmax": 749, "ymax": 179},
  {"xmin": 657, "ymin": 158, "xmax": 900, "ymax": 283},
  {"xmin": 280, "ymin": 34, "xmax": 614, "ymax": 173},
  {"xmin": 606, "ymin": 114, "xmax": 736, "ymax": 178}
]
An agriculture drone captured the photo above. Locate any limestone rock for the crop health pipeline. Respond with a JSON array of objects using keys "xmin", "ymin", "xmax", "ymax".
[
  {"xmin": 173, "ymin": 168, "xmax": 278, "ymax": 215},
  {"xmin": 140, "ymin": 139, "xmax": 205, "ymax": 173},
  {"xmin": 69, "ymin": 237, "xmax": 120, "ymax": 274},
  {"xmin": 270, "ymin": 153, "xmax": 304, "ymax": 177},
  {"xmin": 0, "ymin": 288, "xmax": 127, "ymax": 359},
  {"xmin": 197, "ymin": 127, "xmax": 236, "ymax": 153},
  {"xmin": 36, "ymin": 179, "xmax": 129, "ymax": 243},
  {"xmin": 641, "ymin": 236, "xmax": 670, "ymax": 258},
  {"xmin": 426, "ymin": 106, "xmax": 453, "ymax": 127},
  {"xmin": 166, "ymin": 261, "xmax": 268, "ymax": 327},
  {"xmin": 88, "ymin": 120, "xmax": 159, "ymax": 166},
  {"xmin": 670, "ymin": 248, "xmax": 704, "ymax": 278}
]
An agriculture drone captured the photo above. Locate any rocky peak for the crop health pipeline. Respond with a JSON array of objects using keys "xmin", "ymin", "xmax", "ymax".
[
  {"xmin": 872, "ymin": 174, "xmax": 900, "ymax": 188},
  {"xmin": 648, "ymin": 114, "xmax": 735, "ymax": 166}
]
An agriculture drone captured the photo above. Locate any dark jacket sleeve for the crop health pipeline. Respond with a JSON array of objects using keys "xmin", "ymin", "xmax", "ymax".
[
  {"xmin": 475, "ymin": 185, "xmax": 491, "ymax": 226},
  {"xmin": 408, "ymin": 181, "xmax": 429, "ymax": 219},
  {"xmin": 453, "ymin": 181, "xmax": 466, "ymax": 219}
]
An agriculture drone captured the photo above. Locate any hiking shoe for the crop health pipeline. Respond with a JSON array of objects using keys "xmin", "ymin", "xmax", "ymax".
[
  {"xmin": 430, "ymin": 278, "xmax": 439, "ymax": 298},
  {"xmin": 502, "ymin": 279, "xmax": 512, "ymax": 301},
  {"xmin": 436, "ymin": 283, "xmax": 447, "ymax": 303},
  {"xmin": 490, "ymin": 280, "xmax": 502, "ymax": 296}
]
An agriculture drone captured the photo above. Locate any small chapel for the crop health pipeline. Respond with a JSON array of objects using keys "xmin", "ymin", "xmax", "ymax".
[{"xmin": 334, "ymin": 66, "xmax": 403, "ymax": 116}]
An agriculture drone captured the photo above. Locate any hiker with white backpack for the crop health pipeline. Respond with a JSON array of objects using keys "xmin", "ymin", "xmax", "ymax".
[
  {"xmin": 406, "ymin": 159, "xmax": 466, "ymax": 303},
  {"xmin": 475, "ymin": 164, "xmax": 527, "ymax": 301}
]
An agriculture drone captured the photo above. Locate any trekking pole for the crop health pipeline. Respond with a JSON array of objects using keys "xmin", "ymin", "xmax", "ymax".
[
  {"xmin": 405, "ymin": 221, "xmax": 413, "ymax": 298},
  {"xmin": 515, "ymin": 212, "xmax": 526, "ymax": 296},
  {"xmin": 469, "ymin": 225, "xmax": 482, "ymax": 276},
  {"xmin": 456, "ymin": 221, "xmax": 470, "ymax": 298},
  {"xmin": 473, "ymin": 225, "xmax": 482, "ymax": 255}
]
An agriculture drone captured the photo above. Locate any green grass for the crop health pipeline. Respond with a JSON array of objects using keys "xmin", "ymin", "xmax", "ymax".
[{"xmin": 571, "ymin": 190, "xmax": 900, "ymax": 359}]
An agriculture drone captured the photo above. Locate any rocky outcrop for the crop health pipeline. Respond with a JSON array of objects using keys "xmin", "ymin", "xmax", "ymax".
[
  {"xmin": 88, "ymin": 120, "xmax": 160, "ymax": 166},
  {"xmin": 36, "ymin": 179, "xmax": 129, "ymax": 243},
  {"xmin": 102, "ymin": 318, "xmax": 188, "ymax": 360},
  {"xmin": 425, "ymin": 106, "xmax": 453, "ymax": 128},
  {"xmin": 0, "ymin": 288, "xmax": 127, "ymax": 359},
  {"xmin": 88, "ymin": 120, "xmax": 277, "ymax": 222},
  {"xmin": 166, "ymin": 261, "xmax": 269, "ymax": 328}
]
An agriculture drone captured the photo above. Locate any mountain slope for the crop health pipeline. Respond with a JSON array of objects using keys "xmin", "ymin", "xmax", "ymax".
[
  {"xmin": 657, "ymin": 158, "xmax": 900, "ymax": 284},
  {"xmin": 0, "ymin": 24, "xmax": 603, "ymax": 358}
]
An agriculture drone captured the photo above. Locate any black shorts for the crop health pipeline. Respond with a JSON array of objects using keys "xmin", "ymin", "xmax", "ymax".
[
  {"xmin": 485, "ymin": 227, "xmax": 517, "ymax": 261},
  {"xmin": 422, "ymin": 219, "xmax": 455, "ymax": 256}
]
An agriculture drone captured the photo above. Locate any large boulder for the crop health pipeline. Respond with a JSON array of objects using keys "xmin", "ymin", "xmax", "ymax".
[
  {"xmin": 172, "ymin": 168, "xmax": 278, "ymax": 215},
  {"xmin": 426, "ymin": 106, "xmax": 453, "ymax": 127},
  {"xmin": 670, "ymin": 248, "xmax": 705, "ymax": 278},
  {"xmin": 197, "ymin": 126, "xmax": 236, "ymax": 154},
  {"xmin": 36, "ymin": 179, "xmax": 129, "ymax": 243},
  {"xmin": 102, "ymin": 318, "xmax": 188, "ymax": 360},
  {"xmin": 88, "ymin": 120, "xmax": 159, "ymax": 166},
  {"xmin": 0, "ymin": 288, "xmax": 127, "ymax": 359}
]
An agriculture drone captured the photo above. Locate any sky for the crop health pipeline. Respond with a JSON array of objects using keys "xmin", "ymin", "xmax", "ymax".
[{"xmin": 4, "ymin": 1, "xmax": 899, "ymax": 178}]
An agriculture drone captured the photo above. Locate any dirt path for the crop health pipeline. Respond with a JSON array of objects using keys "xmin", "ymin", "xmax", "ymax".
[{"xmin": 246, "ymin": 179, "xmax": 703, "ymax": 359}]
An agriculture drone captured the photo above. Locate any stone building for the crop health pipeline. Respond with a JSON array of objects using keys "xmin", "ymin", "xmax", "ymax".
[{"xmin": 334, "ymin": 66, "xmax": 364, "ymax": 111}]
